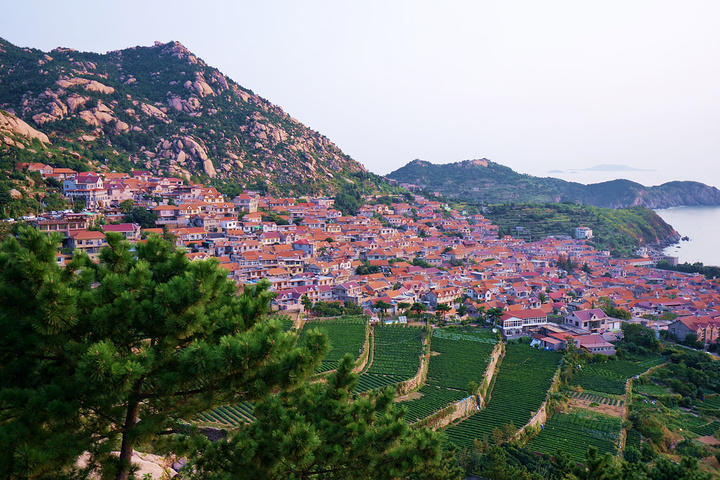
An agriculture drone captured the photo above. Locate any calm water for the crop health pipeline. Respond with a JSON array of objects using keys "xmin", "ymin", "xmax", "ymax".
[
  {"xmin": 655, "ymin": 206, "xmax": 720, "ymax": 267},
  {"xmin": 534, "ymin": 167, "xmax": 720, "ymax": 267}
]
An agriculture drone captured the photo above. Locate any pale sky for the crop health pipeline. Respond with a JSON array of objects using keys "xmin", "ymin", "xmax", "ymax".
[{"xmin": 3, "ymin": 1, "xmax": 720, "ymax": 186}]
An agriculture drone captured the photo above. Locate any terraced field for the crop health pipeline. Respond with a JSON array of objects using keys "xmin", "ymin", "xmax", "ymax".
[
  {"xmin": 196, "ymin": 401, "xmax": 256, "ymax": 427},
  {"xmin": 401, "ymin": 328, "xmax": 498, "ymax": 423},
  {"xmin": 444, "ymin": 343, "xmax": 561, "ymax": 450},
  {"xmin": 298, "ymin": 317, "xmax": 368, "ymax": 373},
  {"xmin": 355, "ymin": 324, "xmax": 424, "ymax": 393},
  {"xmin": 690, "ymin": 420, "xmax": 720, "ymax": 437},
  {"xmin": 569, "ymin": 390, "xmax": 624, "ymax": 407},
  {"xmin": 525, "ymin": 409, "xmax": 622, "ymax": 462},
  {"xmin": 279, "ymin": 316, "xmax": 296, "ymax": 331},
  {"xmin": 573, "ymin": 356, "xmax": 664, "ymax": 395}
]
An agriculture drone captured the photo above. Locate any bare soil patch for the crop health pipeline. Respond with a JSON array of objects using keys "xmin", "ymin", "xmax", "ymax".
[
  {"xmin": 395, "ymin": 390, "xmax": 424, "ymax": 402},
  {"xmin": 569, "ymin": 397, "xmax": 623, "ymax": 417},
  {"xmin": 697, "ymin": 435, "xmax": 720, "ymax": 446}
]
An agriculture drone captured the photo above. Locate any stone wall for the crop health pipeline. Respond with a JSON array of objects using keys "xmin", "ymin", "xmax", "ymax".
[
  {"xmin": 418, "ymin": 341, "xmax": 504, "ymax": 430},
  {"xmin": 618, "ymin": 361, "xmax": 667, "ymax": 454},
  {"xmin": 477, "ymin": 342, "xmax": 504, "ymax": 407},
  {"xmin": 516, "ymin": 366, "xmax": 561, "ymax": 439},
  {"xmin": 426, "ymin": 395, "xmax": 480, "ymax": 430},
  {"xmin": 395, "ymin": 329, "xmax": 431, "ymax": 395},
  {"xmin": 352, "ymin": 322, "xmax": 372, "ymax": 374}
]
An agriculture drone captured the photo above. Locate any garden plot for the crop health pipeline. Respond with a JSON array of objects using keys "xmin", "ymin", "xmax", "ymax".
[
  {"xmin": 298, "ymin": 317, "xmax": 367, "ymax": 373},
  {"xmin": 444, "ymin": 343, "xmax": 561, "ymax": 450},
  {"xmin": 400, "ymin": 329, "xmax": 497, "ymax": 423},
  {"xmin": 355, "ymin": 324, "xmax": 424, "ymax": 393},
  {"xmin": 525, "ymin": 409, "xmax": 622, "ymax": 462}
]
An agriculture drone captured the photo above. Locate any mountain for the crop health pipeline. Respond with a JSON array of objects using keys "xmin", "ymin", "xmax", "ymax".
[
  {"xmin": 388, "ymin": 159, "xmax": 720, "ymax": 209},
  {"xmin": 0, "ymin": 38, "xmax": 370, "ymax": 196}
]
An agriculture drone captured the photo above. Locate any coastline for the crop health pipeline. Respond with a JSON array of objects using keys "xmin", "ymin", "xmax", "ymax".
[{"xmin": 654, "ymin": 205, "xmax": 720, "ymax": 268}]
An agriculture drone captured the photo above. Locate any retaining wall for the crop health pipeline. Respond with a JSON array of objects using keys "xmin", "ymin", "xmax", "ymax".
[
  {"xmin": 420, "ymin": 341, "xmax": 504, "ymax": 430},
  {"xmin": 395, "ymin": 328, "xmax": 432, "ymax": 395}
]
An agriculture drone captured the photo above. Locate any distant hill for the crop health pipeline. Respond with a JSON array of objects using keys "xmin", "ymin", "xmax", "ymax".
[
  {"xmin": 0, "ymin": 38, "xmax": 375, "ymax": 196},
  {"xmin": 388, "ymin": 159, "xmax": 720, "ymax": 209}
]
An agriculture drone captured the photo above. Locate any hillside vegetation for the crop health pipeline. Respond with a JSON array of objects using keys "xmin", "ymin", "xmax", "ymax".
[
  {"xmin": 0, "ymin": 38, "xmax": 372, "ymax": 196},
  {"xmin": 484, "ymin": 203, "xmax": 679, "ymax": 257},
  {"xmin": 388, "ymin": 159, "xmax": 720, "ymax": 209}
]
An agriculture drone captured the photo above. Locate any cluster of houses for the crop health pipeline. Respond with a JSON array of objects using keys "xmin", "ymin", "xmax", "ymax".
[{"xmin": 20, "ymin": 162, "xmax": 720, "ymax": 356}]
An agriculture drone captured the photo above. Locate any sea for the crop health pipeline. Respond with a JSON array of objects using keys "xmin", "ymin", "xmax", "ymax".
[
  {"xmin": 654, "ymin": 206, "xmax": 720, "ymax": 267},
  {"xmin": 534, "ymin": 166, "xmax": 720, "ymax": 267}
]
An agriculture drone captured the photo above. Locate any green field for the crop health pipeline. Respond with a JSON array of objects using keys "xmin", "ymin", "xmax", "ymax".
[
  {"xmin": 298, "ymin": 317, "xmax": 368, "ymax": 373},
  {"xmin": 573, "ymin": 356, "xmax": 664, "ymax": 395},
  {"xmin": 355, "ymin": 324, "xmax": 424, "ymax": 393},
  {"xmin": 196, "ymin": 401, "xmax": 256, "ymax": 427},
  {"xmin": 525, "ymin": 409, "xmax": 622, "ymax": 462},
  {"xmin": 444, "ymin": 344, "xmax": 561, "ymax": 450},
  {"xmin": 569, "ymin": 390, "xmax": 624, "ymax": 407},
  {"xmin": 401, "ymin": 328, "xmax": 497, "ymax": 423}
]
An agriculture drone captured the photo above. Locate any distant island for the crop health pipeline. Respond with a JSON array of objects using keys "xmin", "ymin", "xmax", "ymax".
[{"xmin": 388, "ymin": 158, "xmax": 720, "ymax": 209}]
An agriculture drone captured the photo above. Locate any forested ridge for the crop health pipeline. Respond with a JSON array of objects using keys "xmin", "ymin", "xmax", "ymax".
[{"xmin": 388, "ymin": 159, "xmax": 720, "ymax": 209}]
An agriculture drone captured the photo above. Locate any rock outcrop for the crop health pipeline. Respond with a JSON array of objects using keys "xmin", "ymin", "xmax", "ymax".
[
  {"xmin": 0, "ymin": 110, "xmax": 50, "ymax": 144},
  {"xmin": 0, "ymin": 38, "xmax": 366, "ymax": 195}
]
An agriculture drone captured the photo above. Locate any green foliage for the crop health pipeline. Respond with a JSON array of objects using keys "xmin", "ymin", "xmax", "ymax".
[
  {"xmin": 0, "ymin": 226, "xmax": 326, "ymax": 479},
  {"xmin": 334, "ymin": 183, "xmax": 362, "ymax": 216},
  {"xmin": 656, "ymin": 260, "xmax": 720, "ymax": 280},
  {"xmin": 123, "ymin": 206, "xmax": 158, "ymax": 229},
  {"xmin": 355, "ymin": 261, "xmax": 381, "ymax": 275},
  {"xmin": 483, "ymin": 202, "xmax": 677, "ymax": 258},
  {"xmin": 445, "ymin": 344, "xmax": 561, "ymax": 449},
  {"xmin": 184, "ymin": 355, "xmax": 462, "ymax": 480},
  {"xmin": 355, "ymin": 324, "xmax": 423, "ymax": 393},
  {"xmin": 411, "ymin": 257, "xmax": 434, "ymax": 269},
  {"xmin": 621, "ymin": 322, "xmax": 661, "ymax": 352}
]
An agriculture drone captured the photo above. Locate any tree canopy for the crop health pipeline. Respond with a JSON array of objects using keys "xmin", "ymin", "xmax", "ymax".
[
  {"xmin": 0, "ymin": 227, "xmax": 326, "ymax": 480},
  {"xmin": 185, "ymin": 355, "xmax": 462, "ymax": 480}
]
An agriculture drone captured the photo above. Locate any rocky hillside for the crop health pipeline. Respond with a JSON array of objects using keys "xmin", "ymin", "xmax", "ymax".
[
  {"xmin": 0, "ymin": 38, "xmax": 369, "ymax": 195},
  {"xmin": 388, "ymin": 159, "xmax": 720, "ymax": 209}
]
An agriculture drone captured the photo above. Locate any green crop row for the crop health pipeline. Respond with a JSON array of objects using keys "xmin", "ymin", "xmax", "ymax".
[
  {"xmin": 298, "ymin": 318, "xmax": 367, "ymax": 373},
  {"xmin": 398, "ymin": 328, "xmax": 497, "ymax": 421},
  {"xmin": 432, "ymin": 329, "xmax": 497, "ymax": 344},
  {"xmin": 197, "ymin": 401, "xmax": 256, "ymax": 427},
  {"xmin": 355, "ymin": 325, "xmax": 423, "ymax": 393},
  {"xmin": 401, "ymin": 386, "xmax": 468, "ymax": 423},
  {"xmin": 573, "ymin": 356, "xmax": 663, "ymax": 395},
  {"xmin": 525, "ymin": 410, "xmax": 622, "ymax": 462},
  {"xmin": 444, "ymin": 344, "xmax": 561, "ymax": 450}
]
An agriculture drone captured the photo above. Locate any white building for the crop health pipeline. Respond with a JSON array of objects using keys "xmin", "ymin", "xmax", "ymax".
[{"xmin": 575, "ymin": 227, "xmax": 593, "ymax": 239}]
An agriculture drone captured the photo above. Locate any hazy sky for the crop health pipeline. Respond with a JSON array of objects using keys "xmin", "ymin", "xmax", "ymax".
[{"xmin": 3, "ymin": 1, "xmax": 720, "ymax": 186}]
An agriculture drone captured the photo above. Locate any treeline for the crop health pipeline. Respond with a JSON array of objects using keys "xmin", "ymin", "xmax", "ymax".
[
  {"xmin": 656, "ymin": 260, "xmax": 720, "ymax": 280},
  {"xmin": 459, "ymin": 442, "xmax": 712, "ymax": 480},
  {"xmin": 0, "ymin": 227, "xmax": 460, "ymax": 480},
  {"xmin": 485, "ymin": 202, "xmax": 677, "ymax": 258}
]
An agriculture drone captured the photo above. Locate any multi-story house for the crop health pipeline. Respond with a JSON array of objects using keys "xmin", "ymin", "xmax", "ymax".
[{"xmin": 499, "ymin": 308, "xmax": 548, "ymax": 338}]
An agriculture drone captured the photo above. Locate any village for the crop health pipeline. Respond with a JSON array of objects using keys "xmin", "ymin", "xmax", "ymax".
[{"xmin": 18, "ymin": 161, "xmax": 720, "ymax": 355}]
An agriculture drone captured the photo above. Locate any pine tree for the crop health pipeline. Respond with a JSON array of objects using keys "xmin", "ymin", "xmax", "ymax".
[
  {"xmin": 0, "ymin": 227, "xmax": 327, "ymax": 480},
  {"xmin": 185, "ymin": 355, "xmax": 462, "ymax": 480}
]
